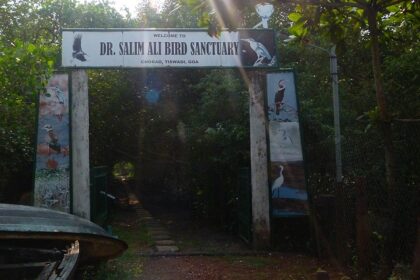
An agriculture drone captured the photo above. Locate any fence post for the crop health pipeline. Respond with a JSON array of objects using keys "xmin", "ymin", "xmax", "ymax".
[
  {"xmin": 335, "ymin": 181, "xmax": 348, "ymax": 264},
  {"xmin": 413, "ymin": 216, "xmax": 420, "ymax": 280},
  {"xmin": 356, "ymin": 177, "xmax": 371, "ymax": 277}
]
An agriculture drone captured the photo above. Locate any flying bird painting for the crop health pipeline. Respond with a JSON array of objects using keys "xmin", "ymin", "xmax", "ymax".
[{"xmin": 72, "ymin": 34, "xmax": 87, "ymax": 62}]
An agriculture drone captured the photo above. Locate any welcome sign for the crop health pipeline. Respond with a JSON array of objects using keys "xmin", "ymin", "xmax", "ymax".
[{"xmin": 61, "ymin": 29, "xmax": 277, "ymax": 68}]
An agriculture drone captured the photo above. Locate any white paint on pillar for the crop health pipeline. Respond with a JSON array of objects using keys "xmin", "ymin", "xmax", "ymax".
[
  {"xmin": 248, "ymin": 71, "xmax": 271, "ymax": 248},
  {"xmin": 71, "ymin": 70, "xmax": 90, "ymax": 219}
]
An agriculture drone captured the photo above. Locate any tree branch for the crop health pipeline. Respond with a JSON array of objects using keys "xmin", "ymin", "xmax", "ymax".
[
  {"xmin": 379, "ymin": 0, "xmax": 410, "ymax": 8},
  {"xmin": 277, "ymin": 0, "xmax": 367, "ymax": 9}
]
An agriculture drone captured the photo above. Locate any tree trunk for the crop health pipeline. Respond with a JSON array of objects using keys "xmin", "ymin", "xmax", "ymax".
[
  {"xmin": 367, "ymin": 8, "xmax": 398, "ymax": 279},
  {"xmin": 366, "ymin": 8, "xmax": 397, "ymax": 194}
]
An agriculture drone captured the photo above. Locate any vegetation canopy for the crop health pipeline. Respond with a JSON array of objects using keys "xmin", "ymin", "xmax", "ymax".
[{"xmin": 0, "ymin": 0, "xmax": 418, "ymax": 278}]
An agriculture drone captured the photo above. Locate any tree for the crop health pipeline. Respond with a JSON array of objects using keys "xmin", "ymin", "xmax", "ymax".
[
  {"xmin": 0, "ymin": 0, "xmax": 130, "ymax": 202},
  {"xmin": 178, "ymin": 0, "xmax": 419, "ymax": 274},
  {"xmin": 0, "ymin": 0, "xmax": 59, "ymax": 201},
  {"xmin": 284, "ymin": 0, "xmax": 418, "ymax": 275}
]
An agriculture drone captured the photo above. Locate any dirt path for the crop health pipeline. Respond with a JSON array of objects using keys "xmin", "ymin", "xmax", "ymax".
[
  {"xmin": 139, "ymin": 255, "xmax": 349, "ymax": 280},
  {"xmin": 81, "ymin": 189, "xmax": 351, "ymax": 279}
]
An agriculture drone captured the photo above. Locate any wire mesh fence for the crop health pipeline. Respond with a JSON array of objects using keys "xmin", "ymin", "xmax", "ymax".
[{"xmin": 305, "ymin": 119, "xmax": 419, "ymax": 275}]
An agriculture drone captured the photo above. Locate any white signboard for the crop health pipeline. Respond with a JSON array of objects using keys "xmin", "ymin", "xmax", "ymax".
[{"xmin": 61, "ymin": 29, "xmax": 277, "ymax": 68}]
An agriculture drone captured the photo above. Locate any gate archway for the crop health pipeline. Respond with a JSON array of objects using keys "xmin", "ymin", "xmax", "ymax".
[{"xmin": 63, "ymin": 28, "xmax": 276, "ymax": 248}]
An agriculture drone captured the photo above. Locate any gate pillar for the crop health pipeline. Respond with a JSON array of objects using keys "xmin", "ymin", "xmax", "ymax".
[
  {"xmin": 248, "ymin": 71, "xmax": 271, "ymax": 248},
  {"xmin": 71, "ymin": 70, "xmax": 90, "ymax": 219}
]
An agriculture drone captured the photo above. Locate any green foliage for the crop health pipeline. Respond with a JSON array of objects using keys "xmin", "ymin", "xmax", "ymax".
[
  {"xmin": 286, "ymin": 0, "xmax": 417, "ymax": 48},
  {"xmin": 0, "ymin": 37, "xmax": 56, "ymax": 200},
  {"xmin": 1, "ymin": 1, "xmax": 418, "ymax": 274},
  {"xmin": 182, "ymin": 70, "xmax": 249, "ymax": 223},
  {"xmin": 179, "ymin": 0, "xmax": 256, "ymax": 33},
  {"xmin": 280, "ymin": 0, "xmax": 419, "ymax": 274},
  {"xmin": 88, "ymin": 69, "xmax": 139, "ymax": 166},
  {"xmin": 0, "ymin": 0, "xmax": 131, "ymax": 201},
  {"xmin": 113, "ymin": 161, "xmax": 135, "ymax": 180}
]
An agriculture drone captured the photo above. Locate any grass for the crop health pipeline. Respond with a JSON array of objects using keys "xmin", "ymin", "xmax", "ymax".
[{"xmin": 79, "ymin": 209, "xmax": 152, "ymax": 279}]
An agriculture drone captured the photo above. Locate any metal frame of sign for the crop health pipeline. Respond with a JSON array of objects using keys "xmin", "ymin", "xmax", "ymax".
[
  {"xmin": 33, "ymin": 71, "xmax": 72, "ymax": 213},
  {"xmin": 60, "ymin": 28, "xmax": 278, "ymax": 69},
  {"xmin": 265, "ymin": 69, "xmax": 309, "ymax": 218}
]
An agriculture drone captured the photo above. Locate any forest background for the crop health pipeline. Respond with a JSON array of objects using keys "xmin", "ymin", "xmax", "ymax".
[{"xmin": 0, "ymin": 0, "xmax": 418, "ymax": 278}]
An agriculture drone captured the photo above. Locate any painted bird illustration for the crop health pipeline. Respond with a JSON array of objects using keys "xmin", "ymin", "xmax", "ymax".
[
  {"xmin": 275, "ymin": 80, "xmax": 286, "ymax": 115},
  {"xmin": 241, "ymin": 38, "xmax": 272, "ymax": 65},
  {"xmin": 50, "ymin": 87, "xmax": 65, "ymax": 104},
  {"xmin": 43, "ymin": 124, "xmax": 61, "ymax": 154},
  {"xmin": 72, "ymin": 34, "xmax": 87, "ymax": 61},
  {"xmin": 280, "ymin": 129, "xmax": 293, "ymax": 145},
  {"xmin": 271, "ymin": 165, "xmax": 284, "ymax": 197}
]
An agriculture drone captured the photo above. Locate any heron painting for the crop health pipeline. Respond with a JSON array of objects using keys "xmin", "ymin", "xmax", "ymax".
[
  {"xmin": 239, "ymin": 30, "xmax": 276, "ymax": 67},
  {"xmin": 241, "ymin": 38, "xmax": 272, "ymax": 66}
]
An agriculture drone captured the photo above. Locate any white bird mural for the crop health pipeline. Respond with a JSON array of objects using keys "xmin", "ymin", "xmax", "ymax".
[
  {"xmin": 241, "ymin": 38, "xmax": 272, "ymax": 66},
  {"xmin": 271, "ymin": 165, "xmax": 284, "ymax": 198}
]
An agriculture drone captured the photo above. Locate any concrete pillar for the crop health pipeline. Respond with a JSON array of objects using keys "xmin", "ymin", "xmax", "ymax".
[
  {"xmin": 71, "ymin": 70, "xmax": 90, "ymax": 219},
  {"xmin": 248, "ymin": 71, "xmax": 271, "ymax": 248}
]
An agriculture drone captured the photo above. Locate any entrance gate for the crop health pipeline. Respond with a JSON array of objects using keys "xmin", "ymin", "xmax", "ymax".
[{"xmin": 63, "ymin": 28, "xmax": 277, "ymax": 248}]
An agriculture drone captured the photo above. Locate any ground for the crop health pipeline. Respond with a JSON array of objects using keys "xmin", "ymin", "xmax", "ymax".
[{"xmin": 77, "ymin": 195, "xmax": 351, "ymax": 280}]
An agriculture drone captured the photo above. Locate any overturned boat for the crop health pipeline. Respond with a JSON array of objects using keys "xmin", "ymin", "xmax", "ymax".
[{"xmin": 0, "ymin": 203, "xmax": 127, "ymax": 278}]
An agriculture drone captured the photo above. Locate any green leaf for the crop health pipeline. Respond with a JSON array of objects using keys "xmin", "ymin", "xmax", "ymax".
[
  {"xmin": 27, "ymin": 43, "xmax": 36, "ymax": 53},
  {"xmin": 289, "ymin": 22, "xmax": 306, "ymax": 37},
  {"xmin": 288, "ymin": 12, "xmax": 302, "ymax": 22}
]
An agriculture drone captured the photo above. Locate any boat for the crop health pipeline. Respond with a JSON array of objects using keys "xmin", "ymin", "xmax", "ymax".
[{"xmin": 0, "ymin": 203, "xmax": 127, "ymax": 278}]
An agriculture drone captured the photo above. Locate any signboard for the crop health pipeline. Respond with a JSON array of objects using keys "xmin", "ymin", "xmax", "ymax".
[
  {"xmin": 34, "ymin": 73, "xmax": 71, "ymax": 212},
  {"xmin": 266, "ymin": 71, "xmax": 308, "ymax": 217},
  {"xmin": 61, "ymin": 29, "xmax": 277, "ymax": 68}
]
